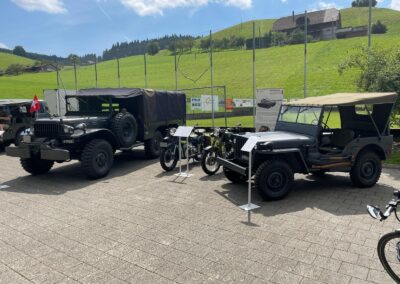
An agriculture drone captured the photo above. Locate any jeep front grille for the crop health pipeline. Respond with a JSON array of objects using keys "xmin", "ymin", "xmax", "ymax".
[
  {"xmin": 34, "ymin": 123, "xmax": 64, "ymax": 138},
  {"xmin": 234, "ymin": 135, "xmax": 248, "ymax": 159}
]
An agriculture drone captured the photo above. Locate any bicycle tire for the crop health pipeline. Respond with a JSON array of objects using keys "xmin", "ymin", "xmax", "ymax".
[{"xmin": 378, "ymin": 231, "xmax": 400, "ymax": 283}]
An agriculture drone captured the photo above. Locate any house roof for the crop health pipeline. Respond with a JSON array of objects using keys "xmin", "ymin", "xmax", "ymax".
[
  {"xmin": 272, "ymin": 8, "xmax": 340, "ymax": 32},
  {"xmin": 284, "ymin": 93, "xmax": 398, "ymax": 107}
]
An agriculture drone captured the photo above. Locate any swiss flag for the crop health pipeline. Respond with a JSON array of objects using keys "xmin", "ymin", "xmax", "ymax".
[{"xmin": 30, "ymin": 95, "xmax": 40, "ymax": 114}]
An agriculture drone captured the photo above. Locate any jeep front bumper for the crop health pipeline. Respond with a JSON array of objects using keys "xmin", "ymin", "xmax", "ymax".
[
  {"xmin": 6, "ymin": 144, "xmax": 70, "ymax": 161},
  {"xmin": 216, "ymin": 157, "xmax": 247, "ymax": 176}
]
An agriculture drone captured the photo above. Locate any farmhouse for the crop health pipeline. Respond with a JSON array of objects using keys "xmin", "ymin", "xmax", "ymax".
[{"xmin": 272, "ymin": 8, "xmax": 341, "ymax": 40}]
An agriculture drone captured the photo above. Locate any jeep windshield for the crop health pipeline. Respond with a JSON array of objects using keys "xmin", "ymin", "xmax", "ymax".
[
  {"xmin": 66, "ymin": 96, "xmax": 115, "ymax": 115},
  {"xmin": 278, "ymin": 106, "xmax": 322, "ymax": 126}
]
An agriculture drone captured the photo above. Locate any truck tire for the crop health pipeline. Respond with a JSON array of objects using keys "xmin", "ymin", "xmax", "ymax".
[
  {"xmin": 81, "ymin": 139, "xmax": 114, "ymax": 179},
  {"xmin": 255, "ymin": 160, "xmax": 294, "ymax": 201},
  {"xmin": 160, "ymin": 148, "xmax": 178, "ymax": 172},
  {"xmin": 21, "ymin": 158, "xmax": 54, "ymax": 175},
  {"xmin": 350, "ymin": 151, "xmax": 382, "ymax": 188},
  {"xmin": 223, "ymin": 167, "xmax": 246, "ymax": 184},
  {"xmin": 111, "ymin": 112, "xmax": 138, "ymax": 148},
  {"xmin": 145, "ymin": 131, "xmax": 163, "ymax": 159}
]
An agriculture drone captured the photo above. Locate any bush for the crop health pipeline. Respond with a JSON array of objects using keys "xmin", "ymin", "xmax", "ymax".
[
  {"xmin": 147, "ymin": 41, "xmax": 160, "ymax": 55},
  {"xmin": 372, "ymin": 20, "xmax": 387, "ymax": 34},
  {"xmin": 289, "ymin": 29, "xmax": 312, "ymax": 44},
  {"xmin": 352, "ymin": 0, "xmax": 377, "ymax": 7},
  {"xmin": 5, "ymin": 64, "xmax": 25, "ymax": 76},
  {"xmin": 339, "ymin": 47, "xmax": 400, "ymax": 125},
  {"xmin": 199, "ymin": 38, "xmax": 211, "ymax": 50}
]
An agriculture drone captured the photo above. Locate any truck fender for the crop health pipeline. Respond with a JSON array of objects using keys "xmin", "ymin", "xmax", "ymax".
[
  {"xmin": 257, "ymin": 148, "xmax": 309, "ymax": 173},
  {"xmin": 77, "ymin": 129, "xmax": 119, "ymax": 149}
]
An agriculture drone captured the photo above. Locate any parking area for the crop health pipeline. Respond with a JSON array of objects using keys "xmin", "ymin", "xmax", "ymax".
[{"xmin": 0, "ymin": 149, "xmax": 399, "ymax": 284}]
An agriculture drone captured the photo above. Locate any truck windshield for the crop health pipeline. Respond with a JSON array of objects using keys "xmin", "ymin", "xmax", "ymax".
[
  {"xmin": 66, "ymin": 96, "xmax": 115, "ymax": 115},
  {"xmin": 279, "ymin": 106, "xmax": 322, "ymax": 125}
]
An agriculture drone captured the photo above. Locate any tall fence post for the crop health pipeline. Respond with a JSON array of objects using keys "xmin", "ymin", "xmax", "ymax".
[
  {"xmin": 224, "ymin": 86, "xmax": 227, "ymax": 127},
  {"xmin": 368, "ymin": 0, "xmax": 372, "ymax": 48},
  {"xmin": 94, "ymin": 57, "xmax": 98, "ymax": 88},
  {"xmin": 117, "ymin": 57, "xmax": 121, "ymax": 88},
  {"xmin": 252, "ymin": 22, "xmax": 256, "ymax": 129},
  {"xmin": 73, "ymin": 61, "xmax": 78, "ymax": 92},
  {"xmin": 174, "ymin": 38, "xmax": 178, "ymax": 90},
  {"xmin": 210, "ymin": 30, "xmax": 215, "ymax": 129},
  {"xmin": 304, "ymin": 10, "xmax": 308, "ymax": 98},
  {"xmin": 144, "ymin": 53, "xmax": 148, "ymax": 88}
]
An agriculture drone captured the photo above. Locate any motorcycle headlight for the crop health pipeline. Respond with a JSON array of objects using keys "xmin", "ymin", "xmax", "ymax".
[
  {"xmin": 63, "ymin": 125, "xmax": 74, "ymax": 134},
  {"xmin": 169, "ymin": 128, "xmax": 177, "ymax": 136}
]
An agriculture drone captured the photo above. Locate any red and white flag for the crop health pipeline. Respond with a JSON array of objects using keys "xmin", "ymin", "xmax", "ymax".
[{"xmin": 30, "ymin": 95, "xmax": 40, "ymax": 114}]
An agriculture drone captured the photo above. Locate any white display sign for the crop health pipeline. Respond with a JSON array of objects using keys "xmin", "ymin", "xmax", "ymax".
[
  {"xmin": 191, "ymin": 98, "xmax": 201, "ymax": 111},
  {"xmin": 255, "ymin": 88, "xmax": 284, "ymax": 132},
  {"xmin": 174, "ymin": 126, "xmax": 194, "ymax": 138},
  {"xmin": 241, "ymin": 136, "xmax": 260, "ymax": 153},
  {"xmin": 201, "ymin": 95, "xmax": 218, "ymax": 112},
  {"xmin": 233, "ymin": 99, "xmax": 254, "ymax": 108}
]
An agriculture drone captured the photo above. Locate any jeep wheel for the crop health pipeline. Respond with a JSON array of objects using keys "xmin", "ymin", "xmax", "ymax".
[
  {"xmin": 111, "ymin": 112, "xmax": 138, "ymax": 148},
  {"xmin": 350, "ymin": 151, "xmax": 382, "ymax": 188},
  {"xmin": 223, "ymin": 167, "xmax": 246, "ymax": 184},
  {"xmin": 255, "ymin": 160, "xmax": 294, "ymax": 201},
  {"xmin": 145, "ymin": 131, "xmax": 163, "ymax": 159},
  {"xmin": 14, "ymin": 128, "xmax": 26, "ymax": 146},
  {"xmin": 160, "ymin": 148, "xmax": 178, "ymax": 172},
  {"xmin": 81, "ymin": 139, "xmax": 114, "ymax": 179},
  {"xmin": 21, "ymin": 158, "xmax": 54, "ymax": 175}
]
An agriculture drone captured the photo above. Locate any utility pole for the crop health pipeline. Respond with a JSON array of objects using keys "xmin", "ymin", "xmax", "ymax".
[{"xmin": 304, "ymin": 10, "xmax": 308, "ymax": 98}]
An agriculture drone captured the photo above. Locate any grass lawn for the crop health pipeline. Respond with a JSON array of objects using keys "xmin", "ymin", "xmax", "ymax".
[
  {"xmin": 187, "ymin": 116, "xmax": 254, "ymax": 127},
  {"xmin": 0, "ymin": 53, "xmax": 34, "ymax": 70}
]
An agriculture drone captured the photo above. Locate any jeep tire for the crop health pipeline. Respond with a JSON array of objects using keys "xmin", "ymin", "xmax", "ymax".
[
  {"xmin": 111, "ymin": 112, "xmax": 138, "ymax": 148},
  {"xmin": 223, "ymin": 166, "xmax": 246, "ymax": 184},
  {"xmin": 145, "ymin": 130, "xmax": 163, "ymax": 159},
  {"xmin": 14, "ymin": 128, "xmax": 26, "ymax": 146},
  {"xmin": 350, "ymin": 151, "xmax": 382, "ymax": 188},
  {"xmin": 255, "ymin": 160, "xmax": 294, "ymax": 201},
  {"xmin": 21, "ymin": 158, "xmax": 54, "ymax": 175},
  {"xmin": 81, "ymin": 139, "xmax": 114, "ymax": 179}
]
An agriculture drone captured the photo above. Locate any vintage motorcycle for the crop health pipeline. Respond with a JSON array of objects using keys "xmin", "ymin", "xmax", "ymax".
[
  {"xmin": 200, "ymin": 126, "xmax": 243, "ymax": 176},
  {"xmin": 159, "ymin": 127, "xmax": 208, "ymax": 172}
]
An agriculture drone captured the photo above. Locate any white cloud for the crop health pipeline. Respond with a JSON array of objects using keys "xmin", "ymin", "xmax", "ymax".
[
  {"xmin": 390, "ymin": 0, "xmax": 400, "ymax": 10},
  {"xmin": 0, "ymin": 43, "xmax": 8, "ymax": 49},
  {"xmin": 315, "ymin": 1, "xmax": 339, "ymax": 9},
  {"xmin": 120, "ymin": 0, "xmax": 252, "ymax": 16},
  {"xmin": 12, "ymin": 0, "xmax": 67, "ymax": 14}
]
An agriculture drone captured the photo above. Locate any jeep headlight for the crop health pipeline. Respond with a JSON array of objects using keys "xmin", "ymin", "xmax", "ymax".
[
  {"xmin": 63, "ymin": 125, "xmax": 74, "ymax": 134},
  {"xmin": 169, "ymin": 128, "xmax": 177, "ymax": 136},
  {"xmin": 22, "ymin": 128, "xmax": 33, "ymax": 136}
]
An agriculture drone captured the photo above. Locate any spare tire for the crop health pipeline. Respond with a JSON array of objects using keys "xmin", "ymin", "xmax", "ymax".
[{"xmin": 111, "ymin": 112, "xmax": 138, "ymax": 148}]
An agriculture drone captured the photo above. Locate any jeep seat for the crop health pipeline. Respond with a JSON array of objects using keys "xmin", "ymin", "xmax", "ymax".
[{"xmin": 319, "ymin": 129, "xmax": 355, "ymax": 154}]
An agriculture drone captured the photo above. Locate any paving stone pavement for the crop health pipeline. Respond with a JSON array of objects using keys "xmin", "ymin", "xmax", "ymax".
[{"xmin": 0, "ymin": 149, "xmax": 399, "ymax": 283}]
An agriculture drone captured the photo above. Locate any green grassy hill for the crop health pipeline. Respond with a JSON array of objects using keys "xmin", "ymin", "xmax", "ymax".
[
  {"xmin": 0, "ymin": 52, "xmax": 34, "ymax": 70},
  {"xmin": 211, "ymin": 19, "xmax": 275, "ymax": 40},
  {"xmin": 0, "ymin": 7, "xmax": 398, "ymax": 102}
]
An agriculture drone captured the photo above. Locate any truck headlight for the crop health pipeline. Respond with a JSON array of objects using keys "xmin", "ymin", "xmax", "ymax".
[{"xmin": 63, "ymin": 125, "xmax": 74, "ymax": 134}]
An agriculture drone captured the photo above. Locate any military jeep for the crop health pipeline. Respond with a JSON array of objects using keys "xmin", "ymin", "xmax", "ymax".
[
  {"xmin": 0, "ymin": 99, "xmax": 47, "ymax": 148},
  {"xmin": 217, "ymin": 92, "xmax": 398, "ymax": 201},
  {"xmin": 6, "ymin": 88, "xmax": 186, "ymax": 179}
]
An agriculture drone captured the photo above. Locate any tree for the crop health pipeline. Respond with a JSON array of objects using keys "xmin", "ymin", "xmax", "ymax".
[
  {"xmin": 5, "ymin": 64, "xmax": 25, "ymax": 76},
  {"xmin": 13, "ymin": 46, "xmax": 26, "ymax": 57},
  {"xmin": 147, "ymin": 41, "xmax": 160, "ymax": 55},
  {"xmin": 229, "ymin": 36, "xmax": 245, "ymax": 49},
  {"xmin": 199, "ymin": 38, "xmax": 211, "ymax": 50},
  {"xmin": 68, "ymin": 54, "xmax": 80, "ymax": 65},
  {"xmin": 339, "ymin": 47, "xmax": 400, "ymax": 125},
  {"xmin": 372, "ymin": 20, "xmax": 387, "ymax": 34},
  {"xmin": 351, "ymin": 0, "xmax": 377, "ymax": 7},
  {"xmin": 271, "ymin": 32, "xmax": 288, "ymax": 46}
]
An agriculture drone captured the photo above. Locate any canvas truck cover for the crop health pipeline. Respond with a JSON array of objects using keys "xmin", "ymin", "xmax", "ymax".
[
  {"xmin": 285, "ymin": 92, "xmax": 398, "ymax": 107},
  {"xmin": 70, "ymin": 88, "xmax": 186, "ymax": 123}
]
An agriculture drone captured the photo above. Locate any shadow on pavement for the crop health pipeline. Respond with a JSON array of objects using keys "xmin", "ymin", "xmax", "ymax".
[
  {"xmin": 215, "ymin": 172, "xmax": 398, "ymax": 217},
  {"xmin": 0, "ymin": 149, "xmax": 157, "ymax": 195}
]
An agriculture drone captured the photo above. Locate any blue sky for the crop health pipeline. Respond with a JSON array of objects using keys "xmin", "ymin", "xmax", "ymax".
[{"xmin": 0, "ymin": 0, "xmax": 397, "ymax": 57}]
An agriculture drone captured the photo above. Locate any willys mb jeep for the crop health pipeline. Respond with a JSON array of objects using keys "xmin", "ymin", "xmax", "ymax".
[
  {"xmin": 0, "ymin": 99, "xmax": 47, "ymax": 148},
  {"xmin": 217, "ymin": 92, "xmax": 398, "ymax": 201},
  {"xmin": 6, "ymin": 88, "xmax": 186, "ymax": 179}
]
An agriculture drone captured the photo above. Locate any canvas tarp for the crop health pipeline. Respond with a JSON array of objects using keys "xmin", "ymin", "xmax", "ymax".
[
  {"xmin": 70, "ymin": 88, "xmax": 186, "ymax": 123},
  {"xmin": 284, "ymin": 93, "xmax": 398, "ymax": 107}
]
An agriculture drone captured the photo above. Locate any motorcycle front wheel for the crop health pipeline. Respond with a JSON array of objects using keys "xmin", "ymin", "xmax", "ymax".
[
  {"xmin": 201, "ymin": 150, "xmax": 221, "ymax": 175},
  {"xmin": 377, "ymin": 230, "xmax": 400, "ymax": 283},
  {"xmin": 160, "ymin": 148, "xmax": 179, "ymax": 172}
]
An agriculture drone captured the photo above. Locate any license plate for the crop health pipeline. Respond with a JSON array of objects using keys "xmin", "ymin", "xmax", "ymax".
[
  {"xmin": 22, "ymin": 135, "xmax": 31, "ymax": 143},
  {"xmin": 160, "ymin": 142, "xmax": 168, "ymax": 148}
]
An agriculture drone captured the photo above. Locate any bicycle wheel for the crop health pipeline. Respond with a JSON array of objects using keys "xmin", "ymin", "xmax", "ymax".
[{"xmin": 378, "ymin": 231, "xmax": 400, "ymax": 283}]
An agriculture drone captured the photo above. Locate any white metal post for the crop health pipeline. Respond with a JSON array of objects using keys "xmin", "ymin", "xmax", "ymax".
[
  {"xmin": 178, "ymin": 136, "xmax": 182, "ymax": 174},
  {"xmin": 186, "ymin": 137, "xmax": 190, "ymax": 175}
]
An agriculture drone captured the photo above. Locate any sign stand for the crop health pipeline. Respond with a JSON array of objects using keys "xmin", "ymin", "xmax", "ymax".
[
  {"xmin": 238, "ymin": 136, "xmax": 260, "ymax": 223},
  {"xmin": 174, "ymin": 126, "xmax": 194, "ymax": 178}
]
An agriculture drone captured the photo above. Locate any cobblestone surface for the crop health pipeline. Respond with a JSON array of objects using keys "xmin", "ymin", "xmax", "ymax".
[{"xmin": 0, "ymin": 150, "xmax": 399, "ymax": 283}]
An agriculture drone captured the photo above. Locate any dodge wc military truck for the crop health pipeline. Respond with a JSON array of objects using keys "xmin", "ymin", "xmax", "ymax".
[
  {"xmin": 217, "ymin": 92, "xmax": 398, "ymax": 200},
  {"xmin": 6, "ymin": 88, "xmax": 186, "ymax": 179}
]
